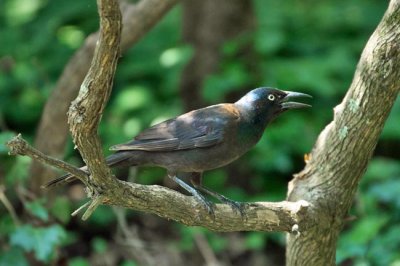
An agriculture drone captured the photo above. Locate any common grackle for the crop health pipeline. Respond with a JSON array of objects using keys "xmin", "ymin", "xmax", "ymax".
[{"xmin": 44, "ymin": 87, "xmax": 311, "ymax": 216}]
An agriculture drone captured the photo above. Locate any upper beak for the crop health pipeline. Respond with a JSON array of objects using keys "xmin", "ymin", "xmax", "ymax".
[{"xmin": 281, "ymin": 91, "xmax": 312, "ymax": 109}]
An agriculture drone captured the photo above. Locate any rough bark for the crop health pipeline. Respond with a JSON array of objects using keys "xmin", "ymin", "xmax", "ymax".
[
  {"xmin": 29, "ymin": 0, "xmax": 179, "ymax": 193},
  {"xmin": 180, "ymin": 0, "xmax": 254, "ymax": 111},
  {"xmin": 67, "ymin": 0, "xmax": 122, "ymax": 190},
  {"xmin": 286, "ymin": 1, "xmax": 400, "ymax": 265}
]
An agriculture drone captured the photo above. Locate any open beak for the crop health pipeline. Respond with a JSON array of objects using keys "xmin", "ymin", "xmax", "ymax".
[{"xmin": 280, "ymin": 91, "xmax": 312, "ymax": 110}]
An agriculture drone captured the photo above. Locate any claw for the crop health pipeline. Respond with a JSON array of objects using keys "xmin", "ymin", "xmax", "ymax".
[
  {"xmin": 193, "ymin": 192, "xmax": 215, "ymax": 216},
  {"xmin": 217, "ymin": 195, "xmax": 248, "ymax": 218},
  {"xmin": 195, "ymin": 185, "xmax": 247, "ymax": 218},
  {"xmin": 168, "ymin": 174, "xmax": 216, "ymax": 217},
  {"xmin": 189, "ymin": 172, "xmax": 247, "ymax": 219}
]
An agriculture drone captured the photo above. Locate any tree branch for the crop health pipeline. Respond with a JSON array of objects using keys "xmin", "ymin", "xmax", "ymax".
[
  {"xmin": 286, "ymin": 0, "xmax": 400, "ymax": 265},
  {"xmin": 6, "ymin": 134, "xmax": 311, "ymax": 232},
  {"xmin": 59, "ymin": 0, "xmax": 123, "ymax": 220},
  {"xmin": 7, "ymin": 134, "xmax": 88, "ymax": 184},
  {"xmin": 67, "ymin": 0, "xmax": 121, "ymax": 186}
]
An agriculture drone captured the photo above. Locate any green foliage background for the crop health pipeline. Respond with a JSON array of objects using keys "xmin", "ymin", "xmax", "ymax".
[{"xmin": 0, "ymin": 0, "xmax": 399, "ymax": 265}]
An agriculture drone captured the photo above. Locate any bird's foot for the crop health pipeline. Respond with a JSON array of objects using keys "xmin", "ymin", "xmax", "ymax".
[
  {"xmin": 168, "ymin": 175, "xmax": 216, "ymax": 217},
  {"xmin": 193, "ymin": 184, "xmax": 248, "ymax": 218},
  {"xmin": 192, "ymin": 192, "xmax": 216, "ymax": 216},
  {"xmin": 213, "ymin": 194, "xmax": 247, "ymax": 218}
]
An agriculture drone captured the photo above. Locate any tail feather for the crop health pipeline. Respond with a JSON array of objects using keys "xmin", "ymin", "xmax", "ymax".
[
  {"xmin": 41, "ymin": 168, "xmax": 87, "ymax": 189},
  {"xmin": 42, "ymin": 152, "xmax": 133, "ymax": 189}
]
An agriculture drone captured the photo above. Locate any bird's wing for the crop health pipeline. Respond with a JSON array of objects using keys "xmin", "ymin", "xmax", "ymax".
[{"xmin": 109, "ymin": 104, "xmax": 240, "ymax": 152}]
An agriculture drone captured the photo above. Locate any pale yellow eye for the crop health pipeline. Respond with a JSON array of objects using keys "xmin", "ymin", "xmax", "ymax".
[{"xmin": 268, "ymin": 94, "xmax": 275, "ymax": 101}]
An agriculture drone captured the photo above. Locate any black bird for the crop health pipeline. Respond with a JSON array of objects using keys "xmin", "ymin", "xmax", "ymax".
[{"xmin": 44, "ymin": 87, "xmax": 311, "ymax": 215}]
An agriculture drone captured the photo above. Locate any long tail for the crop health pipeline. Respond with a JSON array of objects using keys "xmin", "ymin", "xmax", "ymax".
[{"xmin": 42, "ymin": 152, "xmax": 133, "ymax": 189}]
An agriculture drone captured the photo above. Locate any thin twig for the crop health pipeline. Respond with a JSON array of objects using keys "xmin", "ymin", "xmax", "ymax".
[
  {"xmin": 72, "ymin": 201, "xmax": 91, "ymax": 217},
  {"xmin": 0, "ymin": 185, "xmax": 21, "ymax": 226},
  {"xmin": 6, "ymin": 134, "xmax": 88, "ymax": 184},
  {"xmin": 82, "ymin": 195, "xmax": 105, "ymax": 220}
]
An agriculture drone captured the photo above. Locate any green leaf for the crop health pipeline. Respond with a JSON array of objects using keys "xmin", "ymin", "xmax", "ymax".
[
  {"xmin": 91, "ymin": 237, "xmax": 108, "ymax": 254},
  {"xmin": 25, "ymin": 200, "xmax": 49, "ymax": 222},
  {"xmin": 87, "ymin": 205, "xmax": 115, "ymax": 226},
  {"xmin": 363, "ymin": 158, "xmax": 400, "ymax": 183},
  {"xmin": 5, "ymin": 156, "xmax": 31, "ymax": 185},
  {"xmin": 113, "ymin": 86, "xmax": 153, "ymax": 114},
  {"xmin": 369, "ymin": 179, "xmax": 400, "ymax": 209},
  {"xmin": 159, "ymin": 46, "xmax": 193, "ymax": 68},
  {"xmin": 68, "ymin": 257, "xmax": 90, "ymax": 266},
  {"xmin": 203, "ymin": 170, "xmax": 227, "ymax": 190},
  {"xmin": 381, "ymin": 99, "xmax": 400, "ymax": 139},
  {"xmin": 0, "ymin": 247, "xmax": 29, "ymax": 266},
  {"xmin": 254, "ymin": 29, "xmax": 286, "ymax": 55},
  {"xmin": 176, "ymin": 227, "xmax": 204, "ymax": 251},
  {"xmin": 4, "ymin": 0, "xmax": 44, "ymax": 26},
  {"xmin": 207, "ymin": 233, "xmax": 228, "ymax": 252},
  {"xmin": 345, "ymin": 215, "xmax": 389, "ymax": 245},
  {"xmin": 245, "ymin": 232, "xmax": 266, "ymax": 250},
  {"xmin": 119, "ymin": 261, "xmax": 138, "ymax": 266},
  {"xmin": 338, "ymin": 214, "xmax": 390, "ymax": 264},
  {"xmin": 10, "ymin": 224, "xmax": 67, "ymax": 262},
  {"xmin": 367, "ymin": 226, "xmax": 400, "ymax": 265},
  {"xmin": 0, "ymin": 214, "xmax": 17, "ymax": 236},
  {"xmin": 49, "ymin": 196, "xmax": 72, "ymax": 224},
  {"xmin": 10, "ymin": 225, "xmax": 36, "ymax": 252}
]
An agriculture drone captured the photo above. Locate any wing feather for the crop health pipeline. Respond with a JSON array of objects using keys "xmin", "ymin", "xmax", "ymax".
[{"xmin": 109, "ymin": 104, "xmax": 239, "ymax": 152}]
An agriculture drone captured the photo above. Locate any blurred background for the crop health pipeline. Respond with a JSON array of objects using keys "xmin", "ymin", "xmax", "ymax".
[{"xmin": 1, "ymin": 0, "xmax": 399, "ymax": 265}]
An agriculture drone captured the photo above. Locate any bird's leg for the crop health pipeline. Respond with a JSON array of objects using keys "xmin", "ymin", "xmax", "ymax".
[
  {"xmin": 167, "ymin": 174, "xmax": 215, "ymax": 215},
  {"xmin": 190, "ymin": 172, "xmax": 247, "ymax": 217}
]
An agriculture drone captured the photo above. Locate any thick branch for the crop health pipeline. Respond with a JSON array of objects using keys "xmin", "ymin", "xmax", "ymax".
[
  {"xmin": 286, "ymin": 1, "xmax": 400, "ymax": 265},
  {"xmin": 67, "ymin": 0, "xmax": 121, "ymax": 187},
  {"xmin": 103, "ymin": 182, "xmax": 310, "ymax": 232},
  {"xmin": 6, "ymin": 135, "xmax": 311, "ymax": 232}
]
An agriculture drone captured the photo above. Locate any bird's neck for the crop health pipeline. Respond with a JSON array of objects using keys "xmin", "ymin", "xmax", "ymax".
[
  {"xmin": 237, "ymin": 104, "xmax": 272, "ymax": 129},
  {"xmin": 236, "ymin": 106, "xmax": 272, "ymax": 147}
]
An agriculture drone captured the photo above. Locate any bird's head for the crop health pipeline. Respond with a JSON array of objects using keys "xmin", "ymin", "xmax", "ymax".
[{"xmin": 235, "ymin": 87, "xmax": 312, "ymax": 123}]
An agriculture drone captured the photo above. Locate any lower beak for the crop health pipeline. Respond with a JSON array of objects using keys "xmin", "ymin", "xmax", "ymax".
[{"xmin": 281, "ymin": 91, "xmax": 312, "ymax": 109}]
